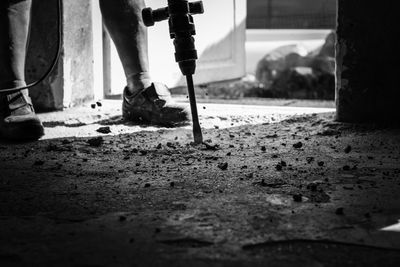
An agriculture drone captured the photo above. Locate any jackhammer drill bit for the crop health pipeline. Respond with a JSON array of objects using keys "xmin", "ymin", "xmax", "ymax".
[
  {"xmin": 142, "ymin": 0, "xmax": 204, "ymax": 144},
  {"xmin": 186, "ymin": 74, "xmax": 202, "ymax": 143}
]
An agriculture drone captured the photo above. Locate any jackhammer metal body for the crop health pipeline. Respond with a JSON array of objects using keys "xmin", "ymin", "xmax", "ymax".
[{"xmin": 142, "ymin": 0, "xmax": 204, "ymax": 144}]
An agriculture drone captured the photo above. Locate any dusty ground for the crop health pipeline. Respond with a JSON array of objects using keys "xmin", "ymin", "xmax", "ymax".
[{"xmin": 1, "ymin": 105, "xmax": 400, "ymax": 266}]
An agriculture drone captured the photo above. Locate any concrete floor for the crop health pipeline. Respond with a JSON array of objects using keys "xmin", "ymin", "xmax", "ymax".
[{"xmin": 1, "ymin": 100, "xmax": 400, "ymax": 266}]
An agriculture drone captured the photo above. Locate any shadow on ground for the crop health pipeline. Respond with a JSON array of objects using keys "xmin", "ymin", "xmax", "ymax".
[{"xmin": 1, "ymin": 113, "xmax": 400, "ymax": 266}]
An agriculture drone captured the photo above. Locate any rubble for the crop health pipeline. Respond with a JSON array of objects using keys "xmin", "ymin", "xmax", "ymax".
[
  {"xmin": 293, "ymin": 194, "xmax": 303, "ymax": 202},
  {"xmin": 34, "ymin": 160, "xmax": 45, "ymax": 166},
  {"xmin": 344, "ymin": 145, "xmax": 352, "ymax": 153},
  {"xmin": 217, "ymin": 162, "xmax": 228, "ymax": 170},
  {"xmin": 335, "ymin": 207, "xmax": 344, "ymax": 215},
  {"xmin": 96, "ymin": 127, "xmax": 112, "ymax": 134},
  {"xmin": 1, "ymin": 112, "xmax": 399, "ymax": 264},
  {"xmin": 87, "ymin": 137, "xmax": 103, "ymax": 147},
  {"xmin": 293, "ymin": 142, "xmax": 303, "ymax": 149},
  {"xmin": 306, "ymin": 157, "xmax": 314, "ymax": 164}
]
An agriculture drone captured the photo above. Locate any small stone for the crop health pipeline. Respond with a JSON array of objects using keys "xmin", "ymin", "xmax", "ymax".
[
  {"xmin": 318, "ymin": 161, "xmax": 325, "ymax": 167},
  {"xmin": 119, "ymin": 215, "xmax": 127, "ymax": 222},
  {"xmin": 307, "ymin": 182, "xmax": 318, "ymax": 192},
  {"xmin": 62, "ymin": 139, "xmax": 72, "ymax": 145},
  {"xmin": 343, "ymin": 165, "xmax": 351, "ymax": 171},
  {"xmin": 170, "ymin": 182, "xmax": 175, "ymax": 187},
  {"xmin": 261, "ymin": 146, "xmax": 266, "ymax": 152},
  {"xmin": 96, "ymin": 126, "xmax": 111, "ymax": 134},
  {"xmin": 87, "ymin": 137, "xmax": 103, "ymax": 147},
  {"xmin": 218, "ymin": 162, "xmax": 228, "ymax": 170},
  {"xmin": 96, "ymin": 101, "xmax": 102, "ymax": 107},
  {"xmin": 344, "ymin": 145, "xmax": 352, "ymax": 153},
  {"xmin": 201, "ymin": 142, "xmax": 219, "ymax": 151},
  {"xmin": 156, "ymin": 143, "xmax": 162, "ymax": 149},
  {"xmin": 166, "ymin": 142, "xmax": 176, "ymax": 149},
  {"xmin": 335, "ymin": 207, "xmax": 344, "ymax": 215},
  {"xmin": 245, "ymin": 173, "xmax": 254, "ymax": 179},
  {"xmin": 293, "ymin": 194, "xmax": 303, "ymax": 202},
  {"xmin": 91, "ymin": 103, "xmax": 96, "ymax": 109},
  {"xmin": 293, "ymin": 142, "xmax": 303, "ymax": 149},
  {"xmin": 306, "ymin": 157, "xmax": 314, "ymax": 164},
  {"xmin": 144, "ymin": 183, "xmax": 151, "ymax": 188},
  {"xmin": 34, "ymin": 160, "xmax": 45, "ymax": 166}
]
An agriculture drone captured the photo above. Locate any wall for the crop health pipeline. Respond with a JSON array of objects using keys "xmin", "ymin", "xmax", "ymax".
[
  {"xmin": 336, "ymin": 0, "xmax": 400, "ymax": 123},
  {"xmin": 247, "ymin": 0, "xmax": 336, "ymax": 29},
  {"xmin": 26, "ymin": 0, "xmax": 93, "ymax": 111}
]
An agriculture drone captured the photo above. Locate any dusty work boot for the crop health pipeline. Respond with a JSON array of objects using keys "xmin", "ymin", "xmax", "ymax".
[
  {"xmin": 122, "ymin": 83, "xmax": 190, "ymax": 127},
  {"xmin": 0, "ymin": 89, "xmax": 44, "ymax": 141}
]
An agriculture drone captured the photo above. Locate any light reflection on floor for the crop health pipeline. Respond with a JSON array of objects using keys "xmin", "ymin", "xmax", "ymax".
[{"xmin": 38, "ymin": 99, "xmax": 335, "ymax": 140}]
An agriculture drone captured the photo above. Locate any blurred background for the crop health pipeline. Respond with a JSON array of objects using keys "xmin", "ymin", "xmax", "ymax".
[
  {"xmin": 102, "ymin": 0, "xmax": 337, "ymax": 102},
  {"xmin": 244, "ymin": 0, "xmax": 336, "ymax": 101}
]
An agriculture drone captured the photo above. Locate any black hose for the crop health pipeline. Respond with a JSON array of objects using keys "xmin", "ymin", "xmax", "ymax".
[{"xmin": 0, "ymin": 0, "xmax": 63, "ymax": 93}]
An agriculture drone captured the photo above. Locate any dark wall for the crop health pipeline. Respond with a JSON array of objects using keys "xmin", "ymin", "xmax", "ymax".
[
  {"xmin": 336, "ymin": 0, "xmax": 400, "ymax": 123},
  {"xmin": 247, "ymin": 0, "xmax": 336, "ymax": 29},
  {"xmin": 26, "ymin": 0, "xmax": 63, "ymax": 111},
  {"xmin": 26, "ymin": 0, "xmax": 93, "ymax": 111}
]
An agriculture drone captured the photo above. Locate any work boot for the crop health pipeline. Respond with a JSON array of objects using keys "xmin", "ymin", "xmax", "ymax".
[
  {"xmin": 122, "ymin": 83, "xmax": 190, "ymax": 126},
  {"xmin": 0, "ymin": 89, "xmax": 44, "ymax": 141}
]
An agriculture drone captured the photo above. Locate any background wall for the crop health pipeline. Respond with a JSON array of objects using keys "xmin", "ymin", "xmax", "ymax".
[
  {"xmin": 26, "ymin": 0, "xmax": 94, "ymax": 111},
  {"xmin": 247, "ymin": 0, "xmax": 336, "ymax": 29}
]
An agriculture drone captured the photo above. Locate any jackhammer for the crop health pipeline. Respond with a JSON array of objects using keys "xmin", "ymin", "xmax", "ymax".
[{"xmin": 142, "ymin": 0, "xmax": 204, "ymax": 144}]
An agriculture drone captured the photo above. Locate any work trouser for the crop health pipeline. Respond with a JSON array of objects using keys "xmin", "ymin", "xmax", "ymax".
[
  {"xmin": 0, "ymin": 0, "xmax": 32, "ymax": 90},
  {"xmin": 0, "ymin": 0, "xmax": 149, "ymax": 93}
]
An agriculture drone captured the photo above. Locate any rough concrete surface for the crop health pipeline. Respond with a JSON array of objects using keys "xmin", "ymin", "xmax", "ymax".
[{"xmin": 1, "ymin": 103, "xmax": 400, "ymax": 266}]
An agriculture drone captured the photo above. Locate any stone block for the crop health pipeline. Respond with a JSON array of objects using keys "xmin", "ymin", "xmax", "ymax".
[{"xmin": 26, "ymin": 0, "xmax": 93, "ymax": 111}]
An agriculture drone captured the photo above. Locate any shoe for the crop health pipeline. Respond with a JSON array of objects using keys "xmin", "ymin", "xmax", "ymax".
[
  {"xmin": 122, "ymin": 83, "xmax": 190, "ymax": 126},
  {"xmin": 0, "ymin": 90, "xmax": 44, "ymax": 141}
]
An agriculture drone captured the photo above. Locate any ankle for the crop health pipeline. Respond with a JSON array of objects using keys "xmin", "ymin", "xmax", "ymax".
[
  {"xmin": 0, "ymin": 80, "xmax": 27, "ymax": 96},
  {"xmin": 6, "ymin": 89, "xmax": 29, "ymax": 100},
  {"xmin": 126, "ymin": 72, "xmax": 152, "ymax": 95}
]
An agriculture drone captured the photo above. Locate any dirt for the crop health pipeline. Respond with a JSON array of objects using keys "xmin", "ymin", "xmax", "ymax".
[{"xmin": 0, "ymin": 112, "xmax": 400, "ymax": 266}]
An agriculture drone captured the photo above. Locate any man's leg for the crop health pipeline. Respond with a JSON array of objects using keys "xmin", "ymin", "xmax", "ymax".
[
  {"xmin": 99, "ymin": 0, "xmax": 190, "ymax": 126},
  {"xmin": 99, "ymin": 0, "xmax": 151, "ymax": 94},
  {"xmin": 0, "ymin": 0, "xmax": 44, "ymax": 140},
  {"xmin": 0, "ymin": 0, "xmax": 31, "ymax": 88}
]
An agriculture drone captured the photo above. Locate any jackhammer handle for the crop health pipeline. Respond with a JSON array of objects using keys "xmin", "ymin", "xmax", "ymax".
[
  {"xmin": 142, "ymin": 1, "xmax": 204, "ymax": 27},
  {"xmin": 142, "ymin": 7, "xmax": 169, "ymax": 27},
  {"xmin": 189, "ymin": 1, "xmax": 204, "ymax": 15}
]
